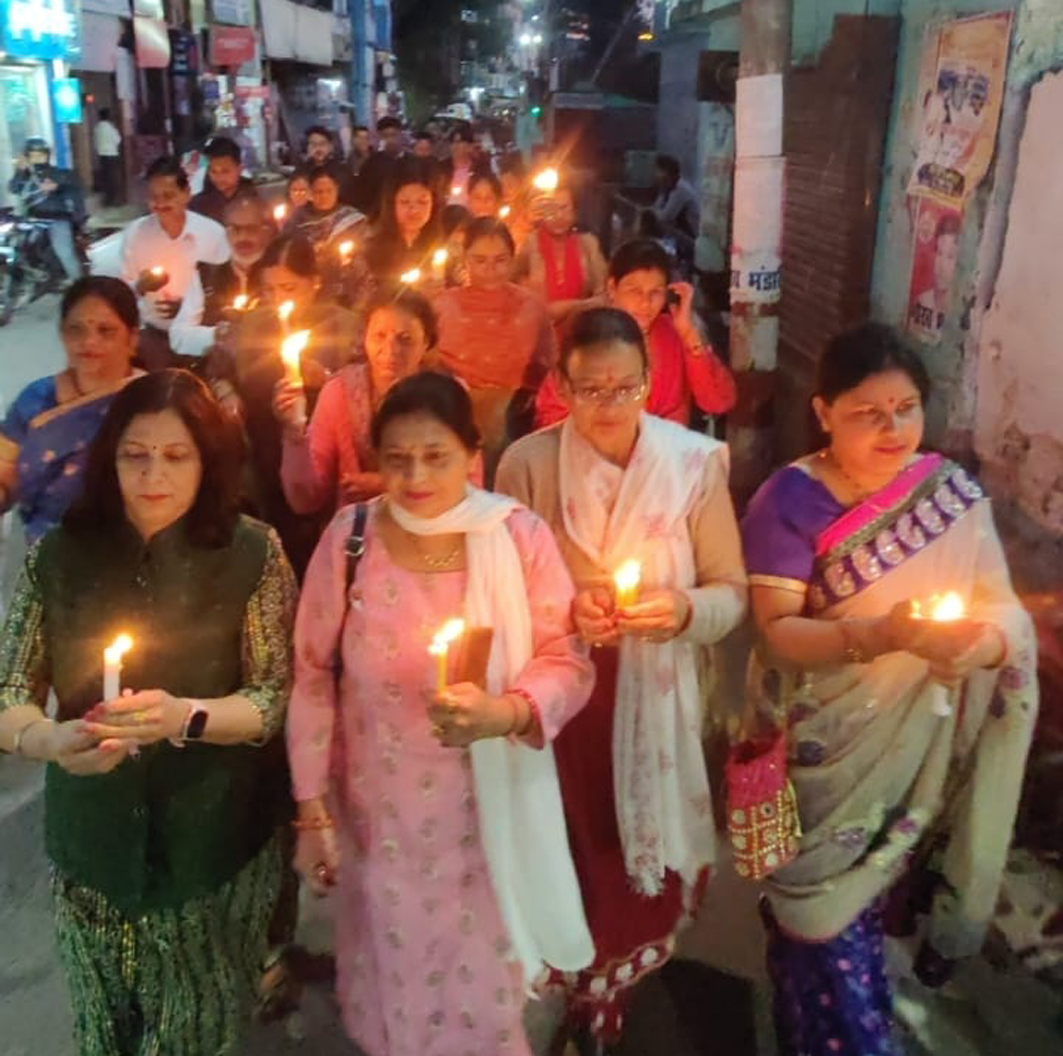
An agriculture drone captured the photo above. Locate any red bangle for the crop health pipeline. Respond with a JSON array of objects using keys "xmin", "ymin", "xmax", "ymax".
[
  {"xmin": 292, "ymin": 815, "xmax": 335, "ymax": 832},
  {"xmin": 505, "ymin": 688, "xmax": 539, "ymax": 738}
]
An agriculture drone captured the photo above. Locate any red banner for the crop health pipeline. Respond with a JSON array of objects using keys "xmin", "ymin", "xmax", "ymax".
[{"xmin": 209, "ymin": 26, "xmax": 257, "ymax": 68}]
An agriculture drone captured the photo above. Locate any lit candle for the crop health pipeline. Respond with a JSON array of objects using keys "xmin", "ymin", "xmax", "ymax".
[
  {"xmin": 280, "ymin": 329, "xmax": 310, "ymax": 385},
  {"xmin": 452, "ymin": 185, "xmax": 463, "ymax": 198},
  {"xmin": 150, "ymin": 266, "xmax": 166, "ymax": 280},
  {"xmin": 278, "ymin": 299, "xmax": 295, "ymax": 334},
  {"xmin": 273, "ymin": 202, "xmax": 288, "ymax": 224},
  {"xmin": 103, "ymin": 633, "xmax": 133, "ymax": 701},
  {"xmin": 399, "ymin": 267, "xmax": 422, "ymax": 286},
  {"xmin": 431, "ymin": 247, "xmax": 448, "ymax": 281},
  {"xmin": 912, "ymin": 591, "xmax": 967, "ymax": 716},
  {"xmin": 533, "ymin": 167, "xmax": 559, "ymax": 193},
  {"xmin": 614, "ymin": 560, "xmax": 641, "ymax": 609},
  {"xmin": 338, "ymin": 239, "xmax": 354, "ymax": 263},
  {"xmin": 428, "ymin": 618, "xmax": 466, "ymax": 692},
  {"xmin": 499, "ymin": 204, "xmax": 512, "ymax": 219},
  {"xmin": 232, "ymin": 293, "xmax": 249, "ymax": 312}
]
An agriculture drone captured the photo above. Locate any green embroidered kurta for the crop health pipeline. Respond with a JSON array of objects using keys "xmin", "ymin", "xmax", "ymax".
[{"xmin": 0, "ymin": 514, "xmax": 297, "ymax": 1056}]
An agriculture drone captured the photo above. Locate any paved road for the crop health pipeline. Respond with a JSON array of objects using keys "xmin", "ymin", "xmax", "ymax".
[{"xmin": 0, "ymin": 303, "xmax": 1059, "ymax": 1055}]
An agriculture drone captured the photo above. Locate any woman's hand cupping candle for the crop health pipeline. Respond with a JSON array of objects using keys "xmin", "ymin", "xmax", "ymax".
[
  {"xmin": 613, "ymin": 560, "xmax": 641, "ymax": 610},
  {"xmin": 428, "ymin": 618, "xmax": 466, "ymax": 692}
]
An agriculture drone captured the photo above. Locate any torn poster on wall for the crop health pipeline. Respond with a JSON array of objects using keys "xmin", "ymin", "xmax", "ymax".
[
  {"xmin": 908, "ymin": 11, "xmax": 1012, "ymax": 208},
  {"xmin": 906, "ymin": 12, "xmax": 1012, "ymax": 344},
  {"xmin": 907, "ymin": 197, "xmax": 963, "ymax": 346}
]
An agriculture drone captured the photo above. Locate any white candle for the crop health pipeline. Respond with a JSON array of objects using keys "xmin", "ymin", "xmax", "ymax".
[
  {"xmin": 532, "ymin": 167, "xmax": 559, "ymax": 193},
  {"xmin": 431, "ymin": 247, "xmax": 448, "ymax": 281},
  {"xmin": 614, "ymin": 560, "xmax": 641, "ymax": 609},
  {"xmin": 103, "ymin": 634, "xmax": 133, "ymax": 701},
  {"xmin": 912, "ymin": 591, "xmax": 967, "ymax": 717},
  {"xmin": 428, "ymin": 619, "xmax": 466, "ymax": 692},
  {"xmin": 277, "ymin": 300, "xmax": 295, "ymax": 334},
  {"xmin": 280, "ymin": 330, "xmax": 310, "ymax": 386}
]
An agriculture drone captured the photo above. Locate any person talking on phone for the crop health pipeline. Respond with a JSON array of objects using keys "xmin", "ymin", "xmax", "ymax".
[{"xmin": 534, "ymin": 238, "xmax": 735, "ymax": 429}]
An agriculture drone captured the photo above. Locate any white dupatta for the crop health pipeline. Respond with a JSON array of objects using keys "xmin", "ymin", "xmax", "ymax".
[
  {"xmin": 388, "ymin": 487, "xmax": 594, "ymax": 982},
  {"xmin": 559, "ymin": 413, "xmax": 721, "ymax": 895}
]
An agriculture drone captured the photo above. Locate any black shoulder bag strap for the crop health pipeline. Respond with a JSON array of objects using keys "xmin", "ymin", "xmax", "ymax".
[{"xmin": 344, "ymin": 502, "xmax": 369, "ymax": 593}]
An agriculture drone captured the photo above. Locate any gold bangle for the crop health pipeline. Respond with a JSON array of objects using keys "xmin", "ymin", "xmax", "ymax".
[
  {"xmin": 12, "ymin": 718, "xmax": 51, "ymax": 756},
  {"xmin": 838, "ymin": 621, "xmax": 867, "ymax": 664}
]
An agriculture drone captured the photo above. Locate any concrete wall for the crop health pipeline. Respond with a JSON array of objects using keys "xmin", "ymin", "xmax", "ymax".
[{"xmin": 865, "ymin": 0, "xmax": 1063, "ymax": 580}]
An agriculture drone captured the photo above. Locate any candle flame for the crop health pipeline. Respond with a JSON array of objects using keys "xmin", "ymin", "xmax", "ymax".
[
  {"xmin": 104, "ymin": 633, "xmax": 133, "ymax": 664},
  {"xmin": 614, "ymin": 560, "xmax": 641, "ymax": 594},
  {"xmin": 232, "ymin": 294, "xmax": 249, "ymax": 311},
  {"xmin": 273, "ymin": 203, "xmax": 287, "ymax": 221},
  {"xmin": 499, "ymin": 204, "xmax": 512, "ymax": 219},
  {"xmin": 150, "ymin": 266, "xmax": 164, "ymax": 277},
  {"xmin": 278, "ymin": 300, "xmax": 295, "ymax": 324},
  {"xmin": 533, "ymin": 167, "xmax": 559, "ymax": 192},
  {"xmin": 338, "ymin": 239, "xmax": 354, "ymax": 258},
  {"xmin": 931, "ymin": 591, "xmax": 966, "ymax": 622},
  {"xmin": 400, "ymin": 267, "xmax": 422, "ymax": 285},
  {"xmin": 280, "ymin": 330, "xmax": 310, "ymax": 370},
  {"xmin": 432, "ymin": 247, "xmax": 449, "ymax": 266},
  {"xmin": 429, "ymin": 618, "xmax": 466, "ymax": 655},
  {"xmin": 452, "ymin": 185, "xmax": 462, "ymax": 197}
]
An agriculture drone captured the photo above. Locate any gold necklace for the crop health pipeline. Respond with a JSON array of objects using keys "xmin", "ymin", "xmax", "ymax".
[
  {"xmin": 819, "ymin": 449, "xmax": 875, "ymax": 501},
  {"xmin": 413, "ymin": 537, "xmax": 462, "ymax": 570}
]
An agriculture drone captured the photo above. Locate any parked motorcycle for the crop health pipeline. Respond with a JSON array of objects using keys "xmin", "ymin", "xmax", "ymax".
[{"xmin": 0, "ymin": 207, "xmax": 89, "ymax": 326}]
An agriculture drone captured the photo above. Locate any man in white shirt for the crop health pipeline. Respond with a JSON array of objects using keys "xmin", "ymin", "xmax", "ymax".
[
  {"xmin": 93, "ymin": 108, "xmax": 122, "ymax": 206},
  {"xmin": 120, "ymin": 156, "xmax": 229, "ymax": 369},
  {"xmin": 171, "ymin": 192, "xmax": 271, "ymax": 359}
]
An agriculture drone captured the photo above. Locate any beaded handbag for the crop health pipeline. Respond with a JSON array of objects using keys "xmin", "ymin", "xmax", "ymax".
[{"xmin": 725, "ymin": 731, "xmax": 801, "ymax": 880}]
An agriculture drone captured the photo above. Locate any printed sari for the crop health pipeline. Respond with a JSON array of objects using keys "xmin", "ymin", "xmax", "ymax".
[
  {"xmin": 0, "ymin": 375, "xmax": 137, "ymax": 544},
  {"xmin": 742, "ymin": 453, "xmax": 1037, "ymax": 1055}
]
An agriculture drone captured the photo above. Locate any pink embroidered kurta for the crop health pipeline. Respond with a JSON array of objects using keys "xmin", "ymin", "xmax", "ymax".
[{"xmin": 287, "ymin": 504, "xmax": 594, "ymax": 1056}]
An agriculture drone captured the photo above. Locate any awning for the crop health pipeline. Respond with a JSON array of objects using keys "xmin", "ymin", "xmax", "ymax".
[
  {"xmin": 133, "ymin": 14, "xmax": 170, "ymax": 68},
  {"xmin": 210, "ymin": 25, "xmax": 256, "ymax": 68},
  {"xmin": 73, "ymin": 11, "xmax": 121, "ymax": 72},
  {"xmin": 260, "ymin": 0, "xmax": 333, "ymax": 66}
]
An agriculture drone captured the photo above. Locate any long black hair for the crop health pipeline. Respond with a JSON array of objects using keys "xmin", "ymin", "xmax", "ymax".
[
  {"xmin": 64, "ymin": 370, "xmax": 242, "ymax": 547},
  {"xmin": 367, "ymin": 157, "xmax": 443, "ymax": 277}
]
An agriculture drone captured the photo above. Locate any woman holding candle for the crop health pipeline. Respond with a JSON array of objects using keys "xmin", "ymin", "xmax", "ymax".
[
  {"xmin": 518, "ymin": 180, "xmax": 607, "ymax": 324},
  {"xmin": 0, "ymin": 369, "xmax": 297, "ymax": 1056},
  {"xmin": 226, "ymin": 234, "xmax": 361, "ymax": 575},
  {"xmin": 534, "ymin": 238, "xmax": 735, "ymax": 430},
  {"xmin": 434, "ymin": 217, "xmax": 556, "ymax": 483},
  {"xmin": 364, "ymin": 157, "xmax": 443, "ymax": 288},
  {"xmin": 739, "ymin": 323, "xmax": 1037, "ymax": 1056},
  {"xmin": 287, "ymin": 371, "xmax": 596, "ymax": 1056},
  {"xmin": 275, "ymin": 289, "xmax": 445, "ymax": 513},
  {"xmin": 495, "ymin": 307, "xmax": 748, "ymax": 1052},
  {"xmin": 0, "ymin": 277, "xmax": 143, "ymax": 544}
]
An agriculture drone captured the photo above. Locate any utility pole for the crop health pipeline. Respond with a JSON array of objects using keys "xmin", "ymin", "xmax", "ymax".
[{"xmin": 728, "ymin": 0, "xmax": 791, "ymax": 500}]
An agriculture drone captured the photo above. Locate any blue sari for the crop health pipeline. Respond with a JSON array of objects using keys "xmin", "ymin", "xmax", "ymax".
[{"xmin": 0, "ymin": 376, "xmax": 131, "ymax": 543}]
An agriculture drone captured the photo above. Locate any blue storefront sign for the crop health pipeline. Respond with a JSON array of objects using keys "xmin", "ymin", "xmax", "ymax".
[
  {"xmin": 52, "ymin": 76, "xmax": 81, "ymax": 123},
  {"xmin": 0, "ymin": 0, "xmax": 81, "ymax": 62}
]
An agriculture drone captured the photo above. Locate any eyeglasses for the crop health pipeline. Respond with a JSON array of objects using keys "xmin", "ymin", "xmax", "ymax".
[{"xmin": 567, "ymin": 379, "xmax": 648, "ymax": 407}]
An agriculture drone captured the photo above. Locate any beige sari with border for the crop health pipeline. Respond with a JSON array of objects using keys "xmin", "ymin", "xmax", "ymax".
[{"xmin": 748, "ymin": 455, "xmax": 1037, "ymax": 957}]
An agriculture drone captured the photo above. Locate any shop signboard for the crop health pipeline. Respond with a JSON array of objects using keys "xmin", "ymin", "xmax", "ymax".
[
  {"xmin": 0, "ymin": 0, "xmax": 81, "ymax": 61},
  {"xmin": 211, "ymin": 0, "xmax": 253, "ymax": 27},
  {"xmin": 210, "ymin": 26, "xmax": 256, "ymax": 67},
  {"xmin": 52, "ymin": 76, "xmax": 82, "ymax": 122}
]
